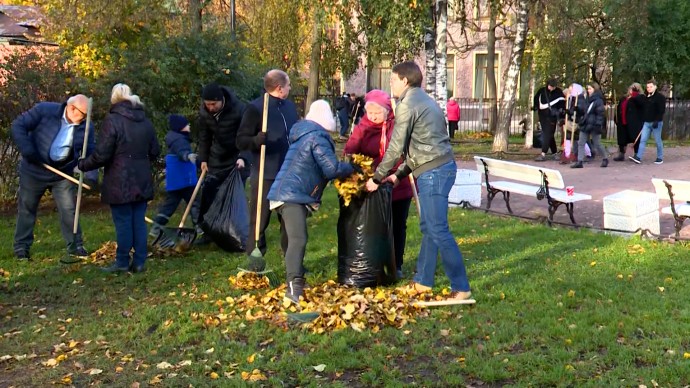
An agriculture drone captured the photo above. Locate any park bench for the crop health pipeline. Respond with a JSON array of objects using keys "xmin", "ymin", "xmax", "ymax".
[
  {"xmin": 651, "ymin": 178, "xmax": 690, "ymax": 238},
  {"xmin": 473, "ymin": 156, "xmax": 592, "ymax": 224}
]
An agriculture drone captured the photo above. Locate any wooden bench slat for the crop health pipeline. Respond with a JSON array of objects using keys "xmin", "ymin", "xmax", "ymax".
[
  {"xmin": 652, "ymin": 178, "xmax": 690, "ymax": 202},
  {"xmin": 488, "ymin": 181, "xmax": 591, "ymax": 203},
  {"xmin": 474, "ymin": 156, "xmax": 566, "ymax": 189},
  {"xmin": 473, "ymin": 155, "xmax": 592, "ymax": 224}
]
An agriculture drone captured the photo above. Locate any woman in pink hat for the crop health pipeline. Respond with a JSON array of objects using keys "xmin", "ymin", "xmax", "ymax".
[{"xmin": 344, "ymin": 89, "xmax": 413, "ymax": 279}]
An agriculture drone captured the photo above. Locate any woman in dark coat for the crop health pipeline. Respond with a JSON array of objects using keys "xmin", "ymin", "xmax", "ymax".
[
  {"xmin": 613, "ymin": 83, "xmax": 643, "ymax": 161},
  {"xmin": 344, "ymin": 89, "xmax": 413, "ymax": 279},
  {"xmin": 571, "ymin": 82, "xmax": 608, "ymax": 169},
  {"xmin": 79, "ymin": 83, "xmax": 160, "ymax": 273}
]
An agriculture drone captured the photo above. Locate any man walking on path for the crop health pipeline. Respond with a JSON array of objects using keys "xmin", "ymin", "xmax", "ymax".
[
  {"xmin": 629, "ymin": 80, "xmax": 666, "ymax": 165},
  {"xmin": 533, "ymin": 79, "xmax": 565, "ymax": 161}
]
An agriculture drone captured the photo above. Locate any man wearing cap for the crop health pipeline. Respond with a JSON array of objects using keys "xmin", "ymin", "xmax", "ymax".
[
  {"xmin": 237, "ymin": 69, "xmax": 299, "ymax": 256},
  {"xmin": 10, "ymin": 94, "xmax": 95, "ymax": 260},
  {"xmin": 196, "ymin": 83, "xmax": 248, "ymax": 232}
]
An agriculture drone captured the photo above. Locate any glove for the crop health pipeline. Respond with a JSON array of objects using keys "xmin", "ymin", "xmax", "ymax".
[
  {"xmin": 77, "ymin": 158, "xmax": 86, "ymax": 171},
  {"xmin": 254, "ymin": 132, "xmax": 267, "ymax": 147},
  {"xmin": 652, "ymin": 121, "xmax": 659, "ymax": 129},
  {"xmin": 187, "ymin": 153, "xmax": 198, "ymax": 164},
  {"xmin": 73, "ymin": 165, "xmax": 82, "ymax": 174},
  {"xmin": 350, "ymin": 162, "xmax": 363, "ymax": 174}
]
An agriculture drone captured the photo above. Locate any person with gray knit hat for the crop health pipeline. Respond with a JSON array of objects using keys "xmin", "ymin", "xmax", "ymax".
[{"xmin": 267, "ymin": 100, "xmax": 356, "ymax": 304}]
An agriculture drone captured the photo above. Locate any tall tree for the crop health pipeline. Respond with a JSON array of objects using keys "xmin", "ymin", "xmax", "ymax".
[
  {"xmin": 434, "ymin": 0, "xmax": 449, "ymax": 114},
  {"xmin": 424, "ymin": 3, "xmax": 437, "ymax": 96},
  {"xmin": 485, "ymin": 2, "xmax": 498, "ymax": 133},
  {"xmin": 306, "ymin": 8, "xmax": 323, "ymax": 108},
  {"xmin": 494, "ymin": 0, "xmax": 531, "ymax": 152}
]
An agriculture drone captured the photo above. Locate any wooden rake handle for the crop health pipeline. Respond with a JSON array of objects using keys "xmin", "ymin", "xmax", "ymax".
[
  {"xmin": 43, "ymin": 163, "xmax": 92, "ymax": 190},
  {"xmin": 254, "ymin": 93, "xmax": 270, "ymax": 242},
  {"xmin": 178, "ymin": 169, "xmax": 207, "ymax": 228}
]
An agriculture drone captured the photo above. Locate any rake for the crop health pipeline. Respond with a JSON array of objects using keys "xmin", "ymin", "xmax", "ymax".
[
  {"xmin": 149, "ymin": 170, "xmax": 207, "ymax": 250},
  {"xmin": 60, "ymin": 97, "xmax": 93, "ymax": 265}
]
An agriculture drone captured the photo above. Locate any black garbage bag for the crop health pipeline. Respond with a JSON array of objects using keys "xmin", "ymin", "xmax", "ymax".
[
  {"xmin": 200, "ymin": 168, "xmax": 249, "ymax": 252},
  {"xmin": 337, "ymin": 184, "xmax": 397, "ymax": 287}
]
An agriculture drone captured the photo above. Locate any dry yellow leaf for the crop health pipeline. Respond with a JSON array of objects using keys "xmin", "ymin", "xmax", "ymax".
[
  {"xmin": 247, "ymin": 353, "xmax": 256, "ymax": 363},
  {"xmin": 210, "ymin": 372, "xmax": 219, "ymax": 379}
]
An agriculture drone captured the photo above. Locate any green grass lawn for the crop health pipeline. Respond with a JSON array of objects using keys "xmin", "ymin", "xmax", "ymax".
[{"xmin": 2, "ymin": 185, "xmax": 690, "ymax": 387}]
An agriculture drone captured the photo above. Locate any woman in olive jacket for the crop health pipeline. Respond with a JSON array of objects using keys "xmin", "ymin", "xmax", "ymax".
[{"xmin": 79, "ymin": 84, "xmax": 160, "ymax": 273}]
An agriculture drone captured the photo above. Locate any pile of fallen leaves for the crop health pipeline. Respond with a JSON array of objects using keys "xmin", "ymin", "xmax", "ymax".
[
  {"xmin": 228, "ymin": 271, "xmax": 270, "ymax": 290},
  {"xmin": 84, "ymin": 240, "xmax": 188, "ymax": 264},
  {"xmin": 85, "ymin": 241, "xmax": 118, "ymax": 264},
  {"xmin": 334, "ymin": 154, "xmax": 374, "ymax": 206},
  {"xmin": 197, "ymin": 280, "xmax": 460, "ymax": 333}
]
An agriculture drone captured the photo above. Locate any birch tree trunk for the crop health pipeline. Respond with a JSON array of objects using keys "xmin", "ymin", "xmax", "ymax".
[
  {"xmin": 435, "ymin": 0, "xmax": 448, "ymax": 117},
  {"xmin": 486, "ymin": 3, "xmax": 498, "ymax": 134},
  {"xmin": 424, "ymin": 4, "xmax": 437, "ymax": 97},
  {"xmin": 306, "ymin": 9, "xmax": 322, "ymax": 109},
  {"xmin": 526, "ymin": 53, "xmax": 536, "ymax": 149},
  {"xmin": 493, "ymin": 0, "xmax": 531, "ymax": 153}
]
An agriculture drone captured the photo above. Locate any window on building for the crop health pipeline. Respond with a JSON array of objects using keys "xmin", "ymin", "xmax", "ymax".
[
  {"xmin": 369, "ymin": 57, "xmax": 392, "ymax": 94},
  {"xmin": 473, "ymin": 52, "xmax": 499, "ymax": 99},
  {"xmin": 474, "ymin": 0, "xmax": 490, "ymax": 20}
]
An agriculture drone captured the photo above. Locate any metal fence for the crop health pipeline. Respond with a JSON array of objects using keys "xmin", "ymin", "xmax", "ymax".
[{"xmin": 291, "ymin": 95, "xmax": 690, "ymax": 141}]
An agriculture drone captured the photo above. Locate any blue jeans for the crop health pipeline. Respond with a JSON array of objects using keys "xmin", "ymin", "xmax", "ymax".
[
  {"xmin": 413, "ymin": 161, "xmax": 471, "ymax": 292},
  {"xmin": 14, "ymin": 173, "xmax": 83, "ymax": 253},
  {"xmin": 337, "ymin": 110, "xmax": 349, "ymax": 136},
  {"xmin": 636, "ymin": 121, "xmax": 664, "ymax": 160},
  {"xmin": 110, "ymin": 201, "xmax": 148, "ymax": 268}
]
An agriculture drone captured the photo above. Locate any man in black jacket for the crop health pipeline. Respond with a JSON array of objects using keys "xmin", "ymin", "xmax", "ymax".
[
  {"xmin": 629, "ymin": 80, "xmax": 666, "ymax": 165},
  {"xmin": 236, "ymin": 69, "xmax": 299, "ymax": 256},
  {"xmin": 335, "ymin": 93, "xmax": 351, "ymax": 140},
  {"xmin": 196, "ymin": 83, "xmax": 248, "ymax": 231},
  {"xmin": 533, "ymin": 79, "xmax": 565, "ymax": 161}
]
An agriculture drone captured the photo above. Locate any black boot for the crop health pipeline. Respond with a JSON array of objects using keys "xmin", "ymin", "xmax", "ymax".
[
  {"xmin": 570, "ymin": 161, "xmax": 583, "ymax": 169},
  {"xmin": 601, "ymin": 158, "xmax": 609, "ymax": 168},
  {"xmin": 284, "ymin": 277, "xmax": 306, "ymax": 304},
  {"xmin": 613, "ymin": 152, "xmax": 625, "ymax": 161}
]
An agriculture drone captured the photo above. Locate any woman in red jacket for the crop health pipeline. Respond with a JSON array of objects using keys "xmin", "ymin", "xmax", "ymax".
[
  {"xmin": 344, "ymin": 89, "xmax": 413, "ymax": 279},
  {"xmin": 447, "ymin": 98, "xmax": 460, "ymax": 139}
]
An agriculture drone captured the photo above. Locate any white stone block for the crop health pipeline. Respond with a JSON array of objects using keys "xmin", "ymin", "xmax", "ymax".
[
  {"xmin": 603, "ymin": 190, "xmax": 658, "ymax": 217},
  {"xmin": 449, "ymin": 184, "xmax": 482, "ymax": 208},
  {"xmin": 604, "ymin": 211, "xmax": 660, "ymax": 236},
  {"xmin": 456, "ymin": 169, "xmax": 482, "ymax": 186}
]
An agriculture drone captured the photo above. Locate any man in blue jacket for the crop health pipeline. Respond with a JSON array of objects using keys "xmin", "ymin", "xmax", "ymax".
[
  {"xmin": 11, "ymin": 94, "xmax": 95, "ymax": 260},
  {"xmin": 237, "ymin": 69, "xmax": 299, "ymax": 257}
]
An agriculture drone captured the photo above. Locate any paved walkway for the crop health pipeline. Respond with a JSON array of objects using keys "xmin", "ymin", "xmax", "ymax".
[{"xmin": 455, "ymin": 145, "xmax": 690, "ymax": 238}]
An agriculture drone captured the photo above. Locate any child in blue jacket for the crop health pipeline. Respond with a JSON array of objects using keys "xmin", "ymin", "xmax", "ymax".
[
  {"xmin": 152, "ymin": 115, "xmax": 199, "ymax": 232},
  {"xmin": 267, "ymin": 100, "xmax": 355, "ymax": 304}
]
